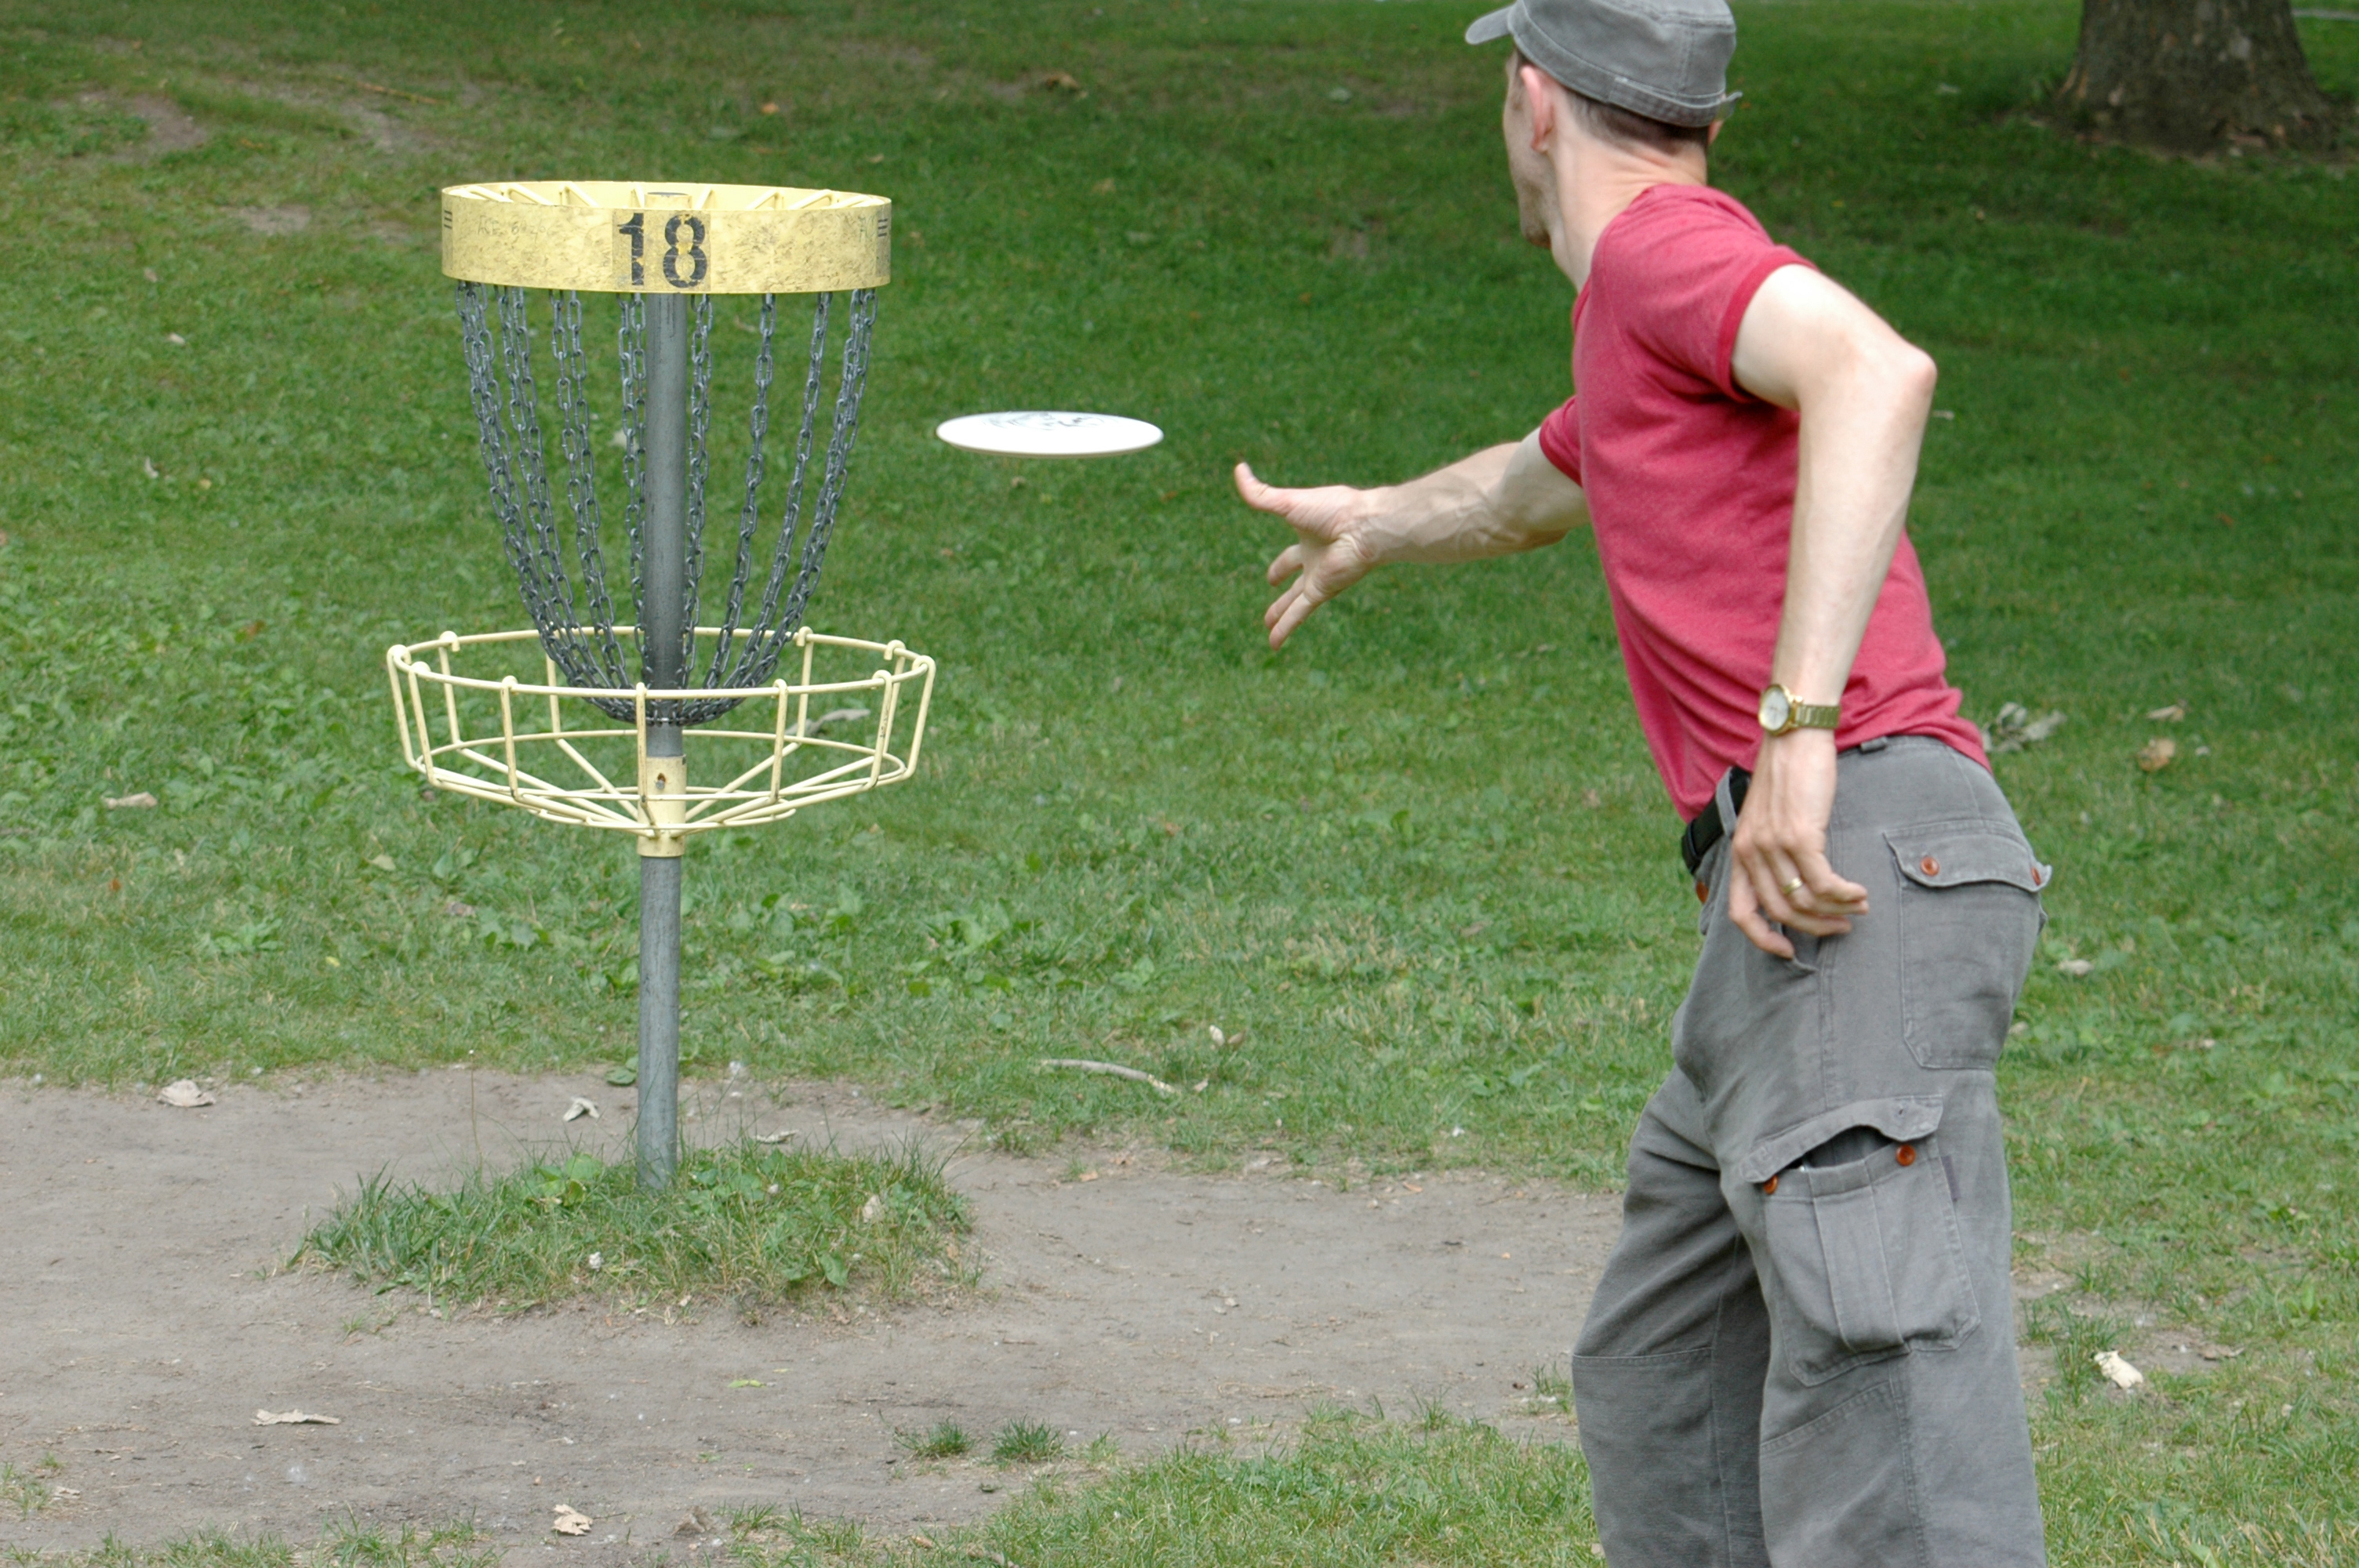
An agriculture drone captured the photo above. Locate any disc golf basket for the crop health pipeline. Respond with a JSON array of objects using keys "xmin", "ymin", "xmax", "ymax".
[{"xmin": 387, "ymin": 181, "xmax": 934, "ymax": 1188}]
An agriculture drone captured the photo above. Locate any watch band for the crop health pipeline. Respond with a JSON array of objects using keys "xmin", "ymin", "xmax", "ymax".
[{"xmin": 1784, "ymin": 699, "xmax": 1841, "ymax": 731}]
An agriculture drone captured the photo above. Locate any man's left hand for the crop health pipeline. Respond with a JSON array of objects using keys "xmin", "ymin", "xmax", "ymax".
[{"xmin": 1728, "ymin": 730, "xmax": 1870, "ymax": 959}]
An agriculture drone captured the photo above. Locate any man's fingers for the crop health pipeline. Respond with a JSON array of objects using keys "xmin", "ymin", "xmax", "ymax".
[
  {"xmin": 1267, "ymin": 543, "xmax": 1305, "ymax": 587},
  {"xmin": 1795, "ymin": 852, "xmax": 1870, "ymax": 914},
  {"xmin": 1726, "ymin": 869, "xmax": 1794, "ymax": 960},
  {"xmin": 1268, "ymin": 589, "xmax": 1322, "ymax": 648},
  {"xmin": 1734, "ymin": 840, "xmax": 1858, "ymax": 942},
  {"xmin": 1263, "ymin": 582, "xmax": 1303, "ymax": 633}
]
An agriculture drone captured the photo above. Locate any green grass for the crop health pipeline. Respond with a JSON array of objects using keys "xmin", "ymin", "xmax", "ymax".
[
  {"xmin": 0, "ymin": 0, "xmax": 2355, "ymax": 1559},
  {"xmin": 293, "ymin": 1138, "xmax": 969, "ymax": 1309},
  {"xmin": 12, "ymin": 1521, "xmax": 501, "ymax": 1568},
  {"xmin": 894, "ymin": 1421, "xmax": 974, "ymax": 1461},
  {"xmin": 990, "ymin": 1421, "xmax": 1069, "ymax": 1468}
]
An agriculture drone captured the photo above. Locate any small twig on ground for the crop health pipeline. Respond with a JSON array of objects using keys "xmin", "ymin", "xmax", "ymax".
[
  {"xmin": 354, "ymin": 78, "xmax": 443, "ymax": 104},
  {"xmin": 1037, "ymin": 1058, "xmax": 1178, "ymax": 1097}
]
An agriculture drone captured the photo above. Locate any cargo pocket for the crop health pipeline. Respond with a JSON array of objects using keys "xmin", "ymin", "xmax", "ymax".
[
  {"xmin": 1888, "ymin": 823, "xmax": 2048, "ymax": 1070},
  {"xmin": 1760, "ymin": 1131, "xmax": 1981, "ymax": 1386}
]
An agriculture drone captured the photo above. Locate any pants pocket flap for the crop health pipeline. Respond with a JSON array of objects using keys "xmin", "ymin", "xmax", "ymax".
[
  {"xmin": 1732, "ymin": 1096, "xmax": 1946, "ymax": 1186},
  {"xmin": 1887, "ymin": 825, "xmax": 2049, "ymax": 893}
]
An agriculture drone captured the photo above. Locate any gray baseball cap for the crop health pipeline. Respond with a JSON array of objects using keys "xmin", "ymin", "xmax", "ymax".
[{"xmin": 1466, "ymin": 0, "xmax": 1737, "ymax": 127}]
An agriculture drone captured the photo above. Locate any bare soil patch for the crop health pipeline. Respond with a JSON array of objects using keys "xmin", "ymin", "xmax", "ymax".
[{"xmin": 0, "ymin": 1074, "xmax": 1617, "ymax": 1556}]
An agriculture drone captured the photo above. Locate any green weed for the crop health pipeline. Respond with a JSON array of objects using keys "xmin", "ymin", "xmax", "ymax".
[
  {"xmin": 0, "ymin": 1462, "xmax": 48, "ymax": 1519},
  {"xmin": 895, "ymin": 1421, "xmax": 974, "ymax": 1461},
  {"xmin": 990, "ymin": 1421, "xmax": 1067, "ymax": 1466},
  {"xmin": 294, "ymin": 1138, "xmax": 968, "ymax": 1308}
]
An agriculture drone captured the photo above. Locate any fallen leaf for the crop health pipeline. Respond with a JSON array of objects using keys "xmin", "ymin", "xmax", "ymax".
[
  {"xmin": 603, "ymin": 1064, "xmax": 638, "ymax": 1086},
  {"xmin": 2198, "ymin": 1344, "xmax": 2243, "ymax": 1361},
  {"xmin": 754, "ymin": 1129, "xmax": 798, "ymax": 1145},
  {"xmin": 551, "ymin": 1504, "xmax": 593, "ymax": 1536},
  {"xmin": 2145, "ymin": 703, "xmax": 2186, "ymax": 722},
  {"xmin": 1986, "ymin": 702, "xmax": 2066, "ymax": 754},
  {"xmin": 104, "ymin": 792, "xmax": 159, "ymax": 810},
  {"xmin": 253, "ymin": 1409, "xmax": 340, "ymax": 1425},
  {"xmin": 564, "ymin": 1097, "xmax": 598, "ymax": 1122},
  {"xmin": 1092, "ymin": 177, "xmax": 1117, "ymax": 194},
  {"xmin": 1209, "ymin": 1025, "xmax": 1226, "ymax": 1047},
  {"xmin": 2055, "ymin": 958, "xmax": 2095, "ymax": 978},
  {"xmin": 674, "ymin": 1508, "xmax": 712, "ymax": 1537},
  {"xmin": 158, "ymin": 1080, "xmax": 216, "ymax": 1108},
  {"xmin": 1038, "ymin": 70, "xmax": 1084, "ymax": 92},
  {"xmin": 1077, "ymin": 1170, "xmax": 1100, "ymax": 1182},
  {"xmin": 165, "ymin": 332, "xmax": 187, "ymax": 346},
  {"xmin": 2137, "ymin": 736, "xmax": 2178, "ymax": 772},
  {"xmin": 759, "ymin": 101, "xmax": 780, "ymax": 114},
  {"xmin": 586, "ymin": 1251, "xmax": 602, "ymax": 1271},
  {"xmin": 860, "ymin": 1192, "xmax": 885, "ymax": 1223},
  {"xmin": 2093, "ymin": 1349, "xmax": 2146, "ymax": 1391},
  {"xmin": 792, "ymin": 706, "xmax": 871, "ymax": 738},
  {"xmin": 728, "ymin": 1378, "xmax": 764, "ymax": 1388},
  {"xmin": 366, "ymin": 853, "xmax": 396, "ymax": 871},
  {"xmin": 143, "ymin": 456, "xmax": 161, "ymax": 479}
]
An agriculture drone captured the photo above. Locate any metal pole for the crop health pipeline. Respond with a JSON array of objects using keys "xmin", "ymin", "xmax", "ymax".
[{"xmin": 636, "ymin": 292, "xmax": 689, "ymax": 1190}]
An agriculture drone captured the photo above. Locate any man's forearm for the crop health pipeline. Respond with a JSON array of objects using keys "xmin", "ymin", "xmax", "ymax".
[
  {"xmin": 1354, "ymin": 433, "xmax": 1587, "ymax": 566},
  {"xmin": 1771, "ymin": 351, "xmax": 1935, "ymax": 704}
]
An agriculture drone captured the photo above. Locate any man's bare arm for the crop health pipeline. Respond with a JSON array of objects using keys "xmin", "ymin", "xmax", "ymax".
[
  {"xmin": 1236, "ymin": 431, "xmax": 1588, "ymax": 648},
  {"xmin": 1725, "ymin": 263, "xmax": 1938, "ymax": 958}
]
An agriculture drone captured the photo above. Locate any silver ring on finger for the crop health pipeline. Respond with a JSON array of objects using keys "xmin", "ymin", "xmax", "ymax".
[{"xmin": 1782, "ymin": 877, "xmax": 1805, "ymax": 897}]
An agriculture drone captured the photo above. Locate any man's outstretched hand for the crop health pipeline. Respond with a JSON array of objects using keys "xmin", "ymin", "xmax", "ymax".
[
  {"xmin": 1728, "ymin": 729, "xmax": 1871, "ymax": 959},
  {"xmin": 1235, "ymin": 462, "xmax": 1378, "ymax": 649}
]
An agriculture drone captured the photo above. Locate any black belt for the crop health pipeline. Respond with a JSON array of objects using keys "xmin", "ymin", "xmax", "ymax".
[{"xmin": 1680, "ymin": 768, "xmax": 1750, "ymax": 878}]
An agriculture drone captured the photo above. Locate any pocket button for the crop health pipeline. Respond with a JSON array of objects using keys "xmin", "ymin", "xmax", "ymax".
[
  {"xmin": 1895, "ymin": 1144, "xmax": 1917, "ymax": 1167},
  {"xmin": 1761, "ymin": 1174, "xmax": 1779, "ymax": 1195},
  {"xmin": 1919, "ymin": 855, "xmax": 1941, "ymax": 877}
]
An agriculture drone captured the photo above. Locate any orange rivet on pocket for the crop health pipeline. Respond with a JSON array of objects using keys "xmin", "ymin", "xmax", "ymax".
[
  {"xmin": 2032, "ymin": 865, "xmax": 2046, "ymax": 887},
  {"xmin": 1696, "ymin": 880, "xmax": 1710, "ymax": 904},
  {"xmin": 1919, "ymin": 856, "xmax": 1941, "ymax": 877},
  {"xmin": 1895, "ymin": 1144, "xmax": 1917, "ymax": 1167},
  {"xmin": 1761, "ymin": 1175, "xmax": 1779, "ymax": 1195}
]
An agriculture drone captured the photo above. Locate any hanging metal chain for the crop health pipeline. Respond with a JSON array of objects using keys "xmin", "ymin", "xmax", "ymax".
[
  {"xmin": 456, "ymin": 284, "xmax": 878, "ymax": 729},
  {"xmin": 548, "ymin": 291, "xmax": 629, "ymax": 693},
  {"xmin": 735, "ymin": 291, "xmax": 834, "ymax": 676},
  {"xmin": 494, "ymin": 287, "xmax": 578, "ymax": 645},
  {"xmin": 776, "ymin": 287, "xmax": 879, "ymax": 643}
]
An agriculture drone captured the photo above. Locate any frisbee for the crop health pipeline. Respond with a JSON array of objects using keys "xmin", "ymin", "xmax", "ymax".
[{"xmin": 935, "ymin": 410, "xmax": 1164, "ymax": 459}]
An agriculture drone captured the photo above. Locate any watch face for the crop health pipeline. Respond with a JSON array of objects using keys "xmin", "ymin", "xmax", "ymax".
[{"xmin": 1758, "ymin": 687, "xmax": 1790, "ymax": 731}]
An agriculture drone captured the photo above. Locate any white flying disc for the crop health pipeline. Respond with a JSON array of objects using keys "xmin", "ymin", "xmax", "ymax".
[{"xmin": 935, "ymin": 410, "xmax": 1164, "ymax": 459}]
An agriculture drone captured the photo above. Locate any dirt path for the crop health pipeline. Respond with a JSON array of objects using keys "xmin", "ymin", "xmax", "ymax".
[{"xmin": 0, "ymin": 1073, "xmax": 1617, "ymax": 1556}]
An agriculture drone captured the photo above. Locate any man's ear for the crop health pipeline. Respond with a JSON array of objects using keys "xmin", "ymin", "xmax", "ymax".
[
  {"xmin": 1707, "ymin": 118, "xmax": 1725, "ymax": 147},
  {"xmin": 1518, "ymin": 63, "xmax": 1558, "ymax": 148}
]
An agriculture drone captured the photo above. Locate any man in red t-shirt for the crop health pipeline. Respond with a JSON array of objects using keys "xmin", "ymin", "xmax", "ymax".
[{"xmin": 1235, "ymin": 1, "xmax": 2050, "ymax": 1563}]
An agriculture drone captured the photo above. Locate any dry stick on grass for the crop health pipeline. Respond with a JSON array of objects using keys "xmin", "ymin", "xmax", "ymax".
[{"xmin": 1036, "ymin": 1058, "xmax": 1179, "ymax": 1097}]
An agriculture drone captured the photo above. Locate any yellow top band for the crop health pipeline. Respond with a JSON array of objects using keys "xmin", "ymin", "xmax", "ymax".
[{"xmin": 441, "ymin": 180, "xmax": 891, "ymax": 295}]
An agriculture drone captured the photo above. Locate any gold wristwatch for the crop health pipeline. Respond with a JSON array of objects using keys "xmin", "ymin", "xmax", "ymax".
[{"xmin": 1757, "ymin": 684, "xmax": 1841, "ymax": 736}]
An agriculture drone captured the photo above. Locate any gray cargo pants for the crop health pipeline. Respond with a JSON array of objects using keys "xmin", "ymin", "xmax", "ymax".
[{"xmin": 1573, "ymin": 737, "xmax": 2048, "ymax": 1568}]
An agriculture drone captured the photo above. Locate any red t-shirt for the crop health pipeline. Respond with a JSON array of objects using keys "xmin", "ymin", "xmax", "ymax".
[{"xmin": 1537, "ymin": 183, "xmax": 1984, "ymax": 821}]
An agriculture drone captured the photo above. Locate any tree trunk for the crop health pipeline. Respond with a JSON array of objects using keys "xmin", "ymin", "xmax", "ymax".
[{"xmin": 2058, "ymin": 0, "xmax": 2342, "ymax": 151}]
